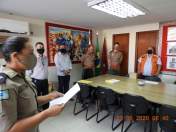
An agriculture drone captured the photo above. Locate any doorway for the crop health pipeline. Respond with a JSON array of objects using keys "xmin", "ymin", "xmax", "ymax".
[
  {"xmin": 113, "ymin": 33, "xmax": 129, "ymax": 75},
  {"xmin": 135, "ymin": 30, "xmax": 159, "ymax": 72}
]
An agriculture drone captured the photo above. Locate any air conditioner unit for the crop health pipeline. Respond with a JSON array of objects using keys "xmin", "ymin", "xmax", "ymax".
[{"xmin": 0, "ymin": 18, "xmax": 30, "ymax": 36}]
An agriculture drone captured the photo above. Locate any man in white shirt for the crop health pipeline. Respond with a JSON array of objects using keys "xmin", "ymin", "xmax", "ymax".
[
  {"xmin": 54, "ymin": 45, "xmax": 72, "ymax": 94},
  {"xmin": 138, "ymin": 47, "xmax": 162, "ymax": 82},
  {"xmin": 27, "ymin": 42, "xmax": 49, "ymax": 109}
]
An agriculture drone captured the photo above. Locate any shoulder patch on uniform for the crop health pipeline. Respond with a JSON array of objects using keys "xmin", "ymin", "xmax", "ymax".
[
  {"xmin": 0, "ymin": 73, "xmax": 8, "ymax": 84},
  {"xmin": 0, "ymin": 90, "xmax": 9, "ymax": 101}
]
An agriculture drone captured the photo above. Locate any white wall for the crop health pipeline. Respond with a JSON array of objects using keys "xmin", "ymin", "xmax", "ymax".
[
  {"xmin": 101, "ymin": 23, "xmax": 160, "ymax": 73},
  {"xmin": 0, "ymin": 13, "xmax": 94, "ymax": 86},
  {"xmin": 0, "ymin": 13, "xmax": 175, "ymax": 84},
  {"xmin": 100, "ymin": 23, "xmax": 176, "ymax": 83}
]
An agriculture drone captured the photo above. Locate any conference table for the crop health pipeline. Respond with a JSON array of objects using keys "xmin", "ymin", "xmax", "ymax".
[{"xmin": 78, "ymin": 74, "xmax": 176, "ymax": 107}]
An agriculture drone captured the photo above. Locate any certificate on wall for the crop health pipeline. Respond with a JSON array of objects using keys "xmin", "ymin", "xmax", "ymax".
[
  {"xmin": 166, "ymin": 56, "xmax": 176, "ymax": 70},
  {"xmin": 167, "ymin": 42, "xmax": 176, "ymax": 55}
]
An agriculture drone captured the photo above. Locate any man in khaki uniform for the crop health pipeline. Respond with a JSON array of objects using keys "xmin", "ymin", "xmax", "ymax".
[
  {"xmin": 0, "ymin": 36, "xmax": 64, "ymax": 132},
  {"xmin": 81, "ymin": 45, "xmax": 95, "ymax": 79},
  {"xmin": 108, "ymin": 42, "xmax": 123, "ymax": 75}
]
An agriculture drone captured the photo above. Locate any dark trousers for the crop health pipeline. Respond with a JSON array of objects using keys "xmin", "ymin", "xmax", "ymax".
[
  {"xmin": 139, "ymin": 75, "xmax": 161, "ymax": 82},
  {"xmin": 82, "ymin": 69, "xmax": 94, "ymax": 79},
  {"xmin": 58, "ymin": 75, "xmax": 70, "ymax": 94},
  {"xmin": 32, "ymin": 78, "xmax": 49, "ymax": 110}
]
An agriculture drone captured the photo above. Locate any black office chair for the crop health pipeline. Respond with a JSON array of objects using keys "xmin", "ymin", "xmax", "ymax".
[
  {"xmin": 121, "ymin": 94, "xmax": 152, "ymax": 132},
  {"xmin": 73, "ymin": 83, "xmax": 97, "ymax": 121},
  {"xmin": 95, "ymin": 87, "xmax": 122, "ymax": 130},
  {"xmin": 159, "ymin": 105, "xmax": 176, "ymax": 132}
]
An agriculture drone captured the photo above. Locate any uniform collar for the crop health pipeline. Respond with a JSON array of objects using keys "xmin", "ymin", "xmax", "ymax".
[{"xmin": 0, "ymin": 65, "xmax": 22, "ymax": 79}]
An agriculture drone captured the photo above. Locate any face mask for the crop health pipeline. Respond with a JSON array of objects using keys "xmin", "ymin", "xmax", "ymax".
[
  {"xmin": 37, "ymin": 48, "xmax": 44, "ymax": 54},
  {"xmin": 18, "ymin": 54, "xmax": 37, "ymax": 70},
  {"xmin": 60, "ymin": 49, "xmax": 67, "ymax": 54},
  {"xmin": 147, "ymin": 50, "xmax": 153, "ymax": 54}
]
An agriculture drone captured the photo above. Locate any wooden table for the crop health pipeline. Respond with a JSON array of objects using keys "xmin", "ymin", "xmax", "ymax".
[{"xmin": 78, "ymin": 74, "xmax": 176, "ymax": 107}]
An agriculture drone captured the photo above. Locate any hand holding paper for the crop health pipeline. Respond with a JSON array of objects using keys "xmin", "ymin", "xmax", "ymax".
[
  {"xmin": 45, "ymin": 104, "xmax": 65, "ymax": 117},
  {"xmin": 48, "ymin": 91, "xmax": 64, "ymax": 100},
  {"xmin": 50, "ymin": 83, "xmax": 80, "ymax": 107}
]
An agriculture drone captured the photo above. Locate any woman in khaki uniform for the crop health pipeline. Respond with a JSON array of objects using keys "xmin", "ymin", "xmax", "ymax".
[
  {"xmin": 108, "ymin": 42, "xmax": 123, "ymax": 75},
  {"xmin": 0, "ymin": 37, "xmax": 64, "ymax": 132}
]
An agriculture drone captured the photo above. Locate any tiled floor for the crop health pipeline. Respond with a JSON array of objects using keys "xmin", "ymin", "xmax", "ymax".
[{"xmin": 40, "ymin": 101, "xmax": 157, "ymax": 132}]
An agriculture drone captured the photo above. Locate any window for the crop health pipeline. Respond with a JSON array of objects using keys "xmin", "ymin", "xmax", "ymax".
[{"xmin": 162, "ymin": 25, "xmax": 176, "ymax": 72}]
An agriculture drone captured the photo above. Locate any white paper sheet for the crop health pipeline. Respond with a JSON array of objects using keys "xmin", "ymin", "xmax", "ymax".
[
  {"xmin": 50, "ymin": 83, "xmax": 80, "ymax": 106},
  {"xmin": 105, "ymin": 79, "xmax": 120, "ymax": 84},
  {"xmin": 144, "ymin": 80, "xmax": 159, "ymax": 85}
]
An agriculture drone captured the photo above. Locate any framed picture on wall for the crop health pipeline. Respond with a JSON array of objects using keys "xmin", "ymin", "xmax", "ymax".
[{"xmin": 45, "ymin": 22, "xmax": 92, "ymax": 66}]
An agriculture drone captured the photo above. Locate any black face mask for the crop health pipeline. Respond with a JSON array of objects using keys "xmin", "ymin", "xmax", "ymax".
[
  {"xmin": 60, "ymin": 49, "xmax": 67, "ymax": 54},
  {"xmin": 37, "ymin": 48, "xmax": 45, "ymax": 54},
  {"xmin": 147, "ymin": 50, "xmax": 153, "ymax": 54}
]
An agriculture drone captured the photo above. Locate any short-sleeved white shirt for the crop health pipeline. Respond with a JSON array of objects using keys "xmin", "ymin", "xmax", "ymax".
[{"xmin": 138, "ymin": 55, "xmax": 161, "ymax": 76}]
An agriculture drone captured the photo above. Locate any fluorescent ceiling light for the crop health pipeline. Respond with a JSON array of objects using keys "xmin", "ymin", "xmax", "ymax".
[{"xmin": 88, "ymin": 0, "xmax": 145, "ymax": 18}]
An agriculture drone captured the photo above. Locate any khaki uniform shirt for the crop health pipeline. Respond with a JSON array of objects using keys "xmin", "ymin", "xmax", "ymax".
[
  {"xmin": 0, "ymin": 66, "xmax": 39, "ymax": 132},
  {"xmin": 108, "ymin": 51, "xmax": 123, "ymax": 71},
  {"xmin": 81, "ymin": 53, "xmax": 95, "ymax": 69}
]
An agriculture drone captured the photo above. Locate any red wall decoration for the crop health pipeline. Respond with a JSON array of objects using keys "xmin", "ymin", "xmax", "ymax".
[{"xmin": 45, "ymin": 22, "xmax": 92, "ymax": 66}]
